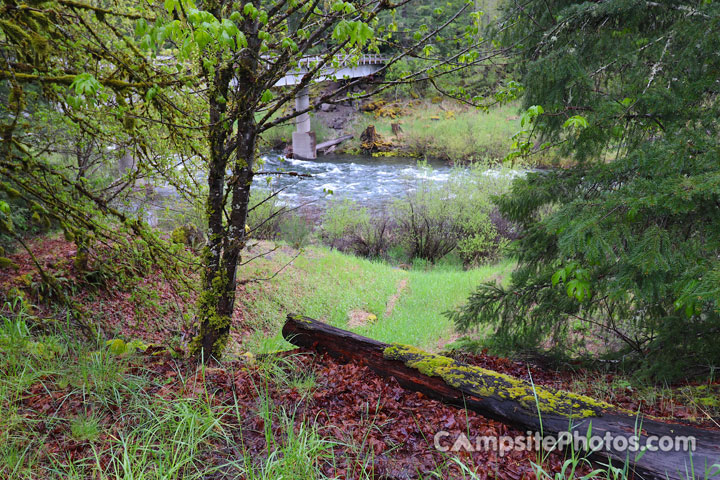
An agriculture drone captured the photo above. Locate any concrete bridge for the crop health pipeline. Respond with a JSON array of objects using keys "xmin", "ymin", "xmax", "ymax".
[{"xmin": 273, "ymin": 54, "xmax": 386, "ymax": 159}]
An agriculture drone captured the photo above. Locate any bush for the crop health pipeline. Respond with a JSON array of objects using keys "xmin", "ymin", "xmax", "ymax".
[
  {"xmin": 322, "ymin": 198, "xmax": 367, "ymax": 248},
  {"xmin": 392, "ymin": 185, "xmax": 459, "ymax": 262},
  {"xmin": 320, "ymin": 164, "xmax": 514, "ymax": 265},
  {"xmin": 247, "ymin": 189, "xmax": 284, "ymax": 240},
  {"xmin": 279, "ymin": 214, "xmax": 313, "ymax": 249},
  {"xmin": 350, "ymin": 216, "xmax": 393, "ymax": 259},
  {"xmin": 391, "ymin": 163, "xmax": 511, "ymax": 265},
  {"xmin": 321, "ymin": 198, "xmax": 392, "ymax": 259}
]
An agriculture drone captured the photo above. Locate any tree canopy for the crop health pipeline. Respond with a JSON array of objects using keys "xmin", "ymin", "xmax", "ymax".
[
  {"xmin": 1, "ymin": 0, "xmax": 488, "ymax": 358},
  {"xmin": 449, "ymin": 0, "xmax": 720, "ymax": 379}
]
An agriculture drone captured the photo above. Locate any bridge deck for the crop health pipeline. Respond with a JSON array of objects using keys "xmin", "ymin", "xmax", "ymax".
[{"xmin": 273, "ymin": 54, "xmax": 386, "ymax": 87}]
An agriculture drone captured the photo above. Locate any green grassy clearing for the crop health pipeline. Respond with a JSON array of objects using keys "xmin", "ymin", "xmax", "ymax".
[
  {"xmin": 239, "ymin": 243, "xmax": 514, "ymax": 353},
  {"xmin": 348, "ymin": 101, "xmax": 522, "ymax": 164},
  {"xmin": 354, "ymin": 259, "xmax": 513, "ymax": 349}
]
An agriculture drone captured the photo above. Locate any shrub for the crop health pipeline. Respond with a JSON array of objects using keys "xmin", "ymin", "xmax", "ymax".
[
  {"xmin": 279, "ymin": 214, "xmax": 313, "ymax": 249},
  {"xmin": 322, "ymin": 198, "xmax": 367, "ymax": 249},
  {"xmin": 322, "ymin": 198, "xmax": 392, "ymax": 259},
  {"xmin": 319, "ymin": 165, "xmax": 514, "ymax": 264},
  {"xmin": 392, "ymin": 185, "xmax": 459, "ymax": 262},
  {"xmin": 349, "ymin": 216, "xmax": 393, "ymax": 259},
  {"xmin": 391, "ymin": 163, "xmax": 511, "ymax": 264},
  {"xmin": 247, "ymin": 189, "xmax": 284, "ymax": 240}
]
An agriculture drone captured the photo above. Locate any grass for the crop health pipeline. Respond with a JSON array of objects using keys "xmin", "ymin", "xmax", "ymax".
[
  {"xmin": 1, "ymin": 303, "xmax": 505, "ymax": 479},
  {"xmin": 239, "ymin": 246, "xmax": 407, "ymax": 352},
  {"xmin": 69, "ymin": 415, "xmax": 101, "ymax": 442},
  {"xmin": 565, "ymin": 372, "xmax": 720, "ymax": 425},
  {"xmin": 238, "ymin": 243, "xmax": 514, "ymax": 353},
  {"xmin": 0, "ymin": 305, "xmax": 335, "ymax": 479},
  {"xmin": 356, "ymin": 260, "xmax": 513, "ymax": 348},
  {"xmin": 347, "ymin": 100, "xmax": 523, "ymax": 164}
]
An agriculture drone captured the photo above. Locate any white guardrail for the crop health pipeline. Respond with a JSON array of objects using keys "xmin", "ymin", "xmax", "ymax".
[{"xmin": 294, "ymin": 54, "xmax": 386, "ymax": 69}]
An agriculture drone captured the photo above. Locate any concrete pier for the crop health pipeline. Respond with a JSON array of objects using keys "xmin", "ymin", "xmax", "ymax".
[
  {"xmin": 292, "ymin": 87, "xmax": 317, "ymax": 159},
  {"xmin": 274, "ymin": 55, "xmax": 386, "ymax": 160}
]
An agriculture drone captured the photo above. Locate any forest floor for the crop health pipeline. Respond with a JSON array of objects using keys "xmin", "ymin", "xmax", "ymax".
[{"xmin": 1, "ymin": 236, "xmax": 719, "ymax": 478}]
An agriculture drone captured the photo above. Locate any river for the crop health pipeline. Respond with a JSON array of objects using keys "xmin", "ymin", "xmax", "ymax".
[
  {"xmin": 255, "ymin": 153, "xmax": 516, "ymax": 212},
  {"xmin": 134, "ymin": 153, "xmax": 520, "ymax": 226}
]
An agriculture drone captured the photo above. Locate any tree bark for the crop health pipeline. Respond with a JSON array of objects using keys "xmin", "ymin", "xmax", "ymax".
[
  {"xmin": 192, "ymin": 51, "xmax": 235, "ymax": 357},
  {"xmin": 282, "ymin": 314, "xmax": 720, "ymax": 480},
  {"xmin": 192, "ymin": 9, "xmax": 262, "ymax": 358}
]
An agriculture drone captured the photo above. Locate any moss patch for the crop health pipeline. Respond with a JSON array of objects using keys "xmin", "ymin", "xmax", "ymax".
[{"xmin": 383, "ymin": 343, "xmax": 612, "ymax": 418}]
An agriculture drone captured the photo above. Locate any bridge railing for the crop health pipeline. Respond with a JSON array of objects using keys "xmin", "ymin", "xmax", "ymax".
[{"xmin": 294, "ymin": 53, "xmax": 387, "ymax": 69}]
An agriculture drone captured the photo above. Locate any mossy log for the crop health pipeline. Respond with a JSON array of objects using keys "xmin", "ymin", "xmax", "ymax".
[{"xmin": 282, "ymin": 315, "xmax": 720, "ymax": 480}]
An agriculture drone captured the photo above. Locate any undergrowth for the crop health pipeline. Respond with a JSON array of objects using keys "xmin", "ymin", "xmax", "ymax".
[{"xmin": 0, "ymin": 301, "xmax": 502, "ymax": 479}]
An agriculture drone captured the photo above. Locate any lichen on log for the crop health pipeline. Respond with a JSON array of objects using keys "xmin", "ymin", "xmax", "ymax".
[{"xmin": 383, "ymin": 343, "xmax": 611, "ymax": 418}]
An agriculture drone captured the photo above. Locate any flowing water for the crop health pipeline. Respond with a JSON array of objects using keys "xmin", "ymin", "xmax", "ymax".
[
  {"xmin": 255, "ymin": 153, "xmax": 511, "ymax": 211},
  {"xmin": 133, "ymin": 153, "xmax": 520, "ymax": 226}
]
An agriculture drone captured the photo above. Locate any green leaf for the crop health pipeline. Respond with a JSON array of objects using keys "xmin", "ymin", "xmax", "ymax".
[
  {"xmin": 71, "ymin": 73, "xmax": 103, "ymax": 97},
  {"xmin": 562, "ymin": 115, "xmax": 589, "ymax": 129},
  {"xmin": 281, "ymin": 37, "xmax": 298, "ymax": 51},
  {"xmin": 260, "ymin": 89, "xmax": 274, "ymax": 103},
  {"xmin": 145, "ymin": 86, "xmax": 159, "ymax": 102},
  {"xmin": 195, "ymin": 29, "xmax": 211, "ymax": 49},
  {"xmin": 236, "ymin": 32, "xmax": 247, "ymax": 48},
  {"xmin": 520, "ymin": 105, "xmax": 543, "ymax": 127},
  {"xmin": 135, "ymin": 18, "xmax": 148, "ymax": 37}
]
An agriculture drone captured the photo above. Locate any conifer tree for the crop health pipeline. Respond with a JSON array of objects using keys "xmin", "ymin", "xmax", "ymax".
[{"xmin": 449, "ymin": 0, "xmax": 720, "ymax": 379}]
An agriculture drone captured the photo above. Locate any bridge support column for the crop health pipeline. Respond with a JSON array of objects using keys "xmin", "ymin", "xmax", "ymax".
[{"xmin": 292, "ymin": 86, "xmax": 316, "ymax": 159}]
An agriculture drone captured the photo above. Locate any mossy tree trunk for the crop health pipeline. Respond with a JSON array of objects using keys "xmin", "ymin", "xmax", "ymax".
[{"xmin": 191, "ymin": 9, "xmax": 261, "ymax": 359}]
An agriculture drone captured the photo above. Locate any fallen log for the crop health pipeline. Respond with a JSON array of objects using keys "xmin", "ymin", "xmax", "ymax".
[
  {"xmin": 282, "ymin": 315, "xmax": 720, "ymax": 480},
  {"xmin": 316, "ymin": 134, "xmax": 353, "ymax": 154}
]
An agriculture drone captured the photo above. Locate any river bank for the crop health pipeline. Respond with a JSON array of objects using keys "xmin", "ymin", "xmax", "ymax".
[
  {"xmin": 262, "ymin": 92, "xmax": 555, "ymax": 166},
  {"xmin": 335, "ymin": 99, "xmax": 522, "ymax": 164}
]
